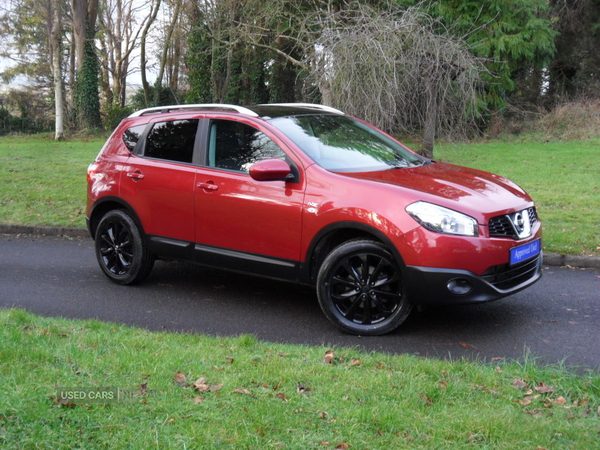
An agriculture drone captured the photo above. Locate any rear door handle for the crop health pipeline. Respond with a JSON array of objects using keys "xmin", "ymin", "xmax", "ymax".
[
  {"xmin": 197, "ymin": 181, "xmax": 219, "ymax": 191},
  {"xmin": 127, "ymin": 171, "xmax": 145, "ymax": 180}
]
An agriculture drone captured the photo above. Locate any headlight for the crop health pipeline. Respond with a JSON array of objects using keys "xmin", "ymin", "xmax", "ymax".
[{"xmin": 406, "ymin": 201, "xmax": 478, "ymax": 236}]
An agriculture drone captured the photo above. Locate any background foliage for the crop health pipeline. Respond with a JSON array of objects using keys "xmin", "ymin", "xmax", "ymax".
[{"xmin": 0, "ymin": 0, "xmax": 599, "ymax": 144}]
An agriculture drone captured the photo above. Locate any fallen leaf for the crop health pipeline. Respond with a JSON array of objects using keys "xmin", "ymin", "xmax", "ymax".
[
  {"xmin": 324, "ymin": 350, "xmax": 335, "ymax": 364},
  {"xmin": 518, "ymin": 396, "xmax": 533, "ymax": 406},
  {"xmin": 420, "ymin": 394, "xmax": 433, "ymax": 406},
  {"xmin": 233, "ymin": 388, "xmax": 252, "ymax": 396},
  {"xmin": 173, "ymin": 373, "xmax": 187, "ymax": 386},
  {"xmin": 439, "ymin": 380, "xmax": 448, "ymax": 389},
  {"xmin": 525, "ymin": 409, "xmax": 544, "ymax": 417},
  {"xmin": 193, "ymin": 397, "xmax": 204, "ymax": 403},
  {"xmin": 276, "ymin": 393, "xmax": 288, "ymax": 402},
  {"xmin": 140, "ymin": 382, "xmax": 148, "ymax": 396},
  {"xmin": 554, "ymin": 396, "xmax": 567, "ymax": 405},
  {"xmin": 534, "ymin": 383, "xmax": 554, "ymax": 394},
  {"xmin": 209, "ymin": 384, "xmax": 224, "ymax": 392},
  {"xmin": 335, "ymin": 443, "xmax": 350, "ymax": 449},
  {"xmin": 348, "ymin": 360, "xmax": 362, "ymax": 367},
  {"xmin": 54, "ymin": 397, "xmax": 76, "ymax": 408},
  {"xmin": 512, "ymin": 379, "xmax": 528, "ymax": 389},
  {"xmin": 193, "ymin": 378, "xmax": 208, "ymax": 391}
]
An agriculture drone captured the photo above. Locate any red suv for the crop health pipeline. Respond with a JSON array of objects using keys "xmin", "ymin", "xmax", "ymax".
[{"xmin": 87, "ymin": 103, "xmax": 542, "ymax": 335}]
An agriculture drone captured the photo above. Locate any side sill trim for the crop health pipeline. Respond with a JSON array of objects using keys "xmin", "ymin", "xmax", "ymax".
[
  {"xmin": 194, "ymin": 244, "xmax": 296, "ymax": 268},
  {"xmin": 150, "ymin": 236, "xmax": 191, "ymax": 248}
]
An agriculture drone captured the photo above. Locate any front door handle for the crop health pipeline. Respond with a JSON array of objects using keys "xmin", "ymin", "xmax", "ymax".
[
  {"xmin": 197, "ymin": 181, "xmax": 219, "ymax": 191},
  {"xmin": 127, "ymin": 171, "xmax": 145, "ymax": 180}
]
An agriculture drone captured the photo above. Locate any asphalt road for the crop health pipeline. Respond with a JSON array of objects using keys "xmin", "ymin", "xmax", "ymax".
[{"xmin": 1, "ymin": 233, "xmax": 598, "ymax": 369}]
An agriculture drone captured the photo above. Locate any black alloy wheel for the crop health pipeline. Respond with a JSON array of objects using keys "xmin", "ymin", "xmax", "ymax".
[
  {"xmin": 317, "ymin": 239, "xmax": 412, "ymax": 335},
  {"xmin": 95, "ymin": 209, "xmax": 154, "ymax": 285}
]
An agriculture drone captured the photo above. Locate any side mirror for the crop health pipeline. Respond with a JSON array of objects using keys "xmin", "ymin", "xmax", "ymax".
[{"xmin": 249, "ymin": 158, "xmax": 295, "ymax": 182}]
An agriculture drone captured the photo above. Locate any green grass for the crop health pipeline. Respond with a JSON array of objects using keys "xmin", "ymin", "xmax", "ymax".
[
  {"xmin": 0, "ymin": 134, "xmax": 105, "ymax": 228},
  {"xmin": 435, "ymin": 139, "xmax": 600, "ymax": 256},
  {"xmin": 1, "ymin": 308, "xmax": 598, "ymax": 449},
  {"xmin": 0, "ymin": 134, "xmax": 598, "ymax": 255}
]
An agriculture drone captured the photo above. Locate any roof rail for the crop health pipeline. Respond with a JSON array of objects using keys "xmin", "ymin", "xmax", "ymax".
[
  {"xmin": 260, "ymin": 103, "xmax": 344, "ymax": 115},
  {"xmin": 129, "ymin": 104, "xmax": 259, "ymax": 118}
]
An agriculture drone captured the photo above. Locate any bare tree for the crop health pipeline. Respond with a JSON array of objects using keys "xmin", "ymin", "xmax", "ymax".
[
  {"xmin": 140, "ymin": 0, "xmax": 162, "ymax": 106},
  {"xmin": 98, "ymin": 0, "xmax": 150, "ymax": 106},
  {"xmin": 308, "ymin": 5, "xmax": 484, "ymax": 157},
  {"xmin": 206, "ymin": 1, "xmax": 483, "ymax": 156},
  {"xmin": 154, "ymin": 0, "xmax": 182, "ymax": 90}
]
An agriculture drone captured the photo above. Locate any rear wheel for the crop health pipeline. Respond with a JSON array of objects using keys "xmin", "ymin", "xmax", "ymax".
[
  {"xmin": 317, "ymin": 239, "xmax": 412, "ymax": 335},
  {"xmin": 94, "ymin": 209, "xmax": 154, "ymax": 285}
]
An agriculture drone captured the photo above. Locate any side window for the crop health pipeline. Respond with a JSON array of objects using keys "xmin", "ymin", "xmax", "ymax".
[
  {"xmin": 144, "ymin": 119, "xmax": 198, "ymax": 163},
  {"xmin": 122, "ymin": 124, "xmax": 147, "ymax": 151},
  {"xmin": 208, "ymin": 120, "xmax": 286, "ymax": 172}
]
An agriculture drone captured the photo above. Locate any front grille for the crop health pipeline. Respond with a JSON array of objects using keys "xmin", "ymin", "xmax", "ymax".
[
  {"xmin": 489, "ymin": 215, "xmax": 514, "ymax": 237},
  {"xmin": 482, "ymin": 255, "xmax": 541, "ymax": 291},
  {"xmin": 489, "ymin": 207, "xmax": 538, "ymax": 239},
  {"xmin": 527, "ymin": 207, "xmax": 538, "ymax": 226}
]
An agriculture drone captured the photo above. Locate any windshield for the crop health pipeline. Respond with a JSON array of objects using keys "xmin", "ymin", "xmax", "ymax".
[{"xmin": 269, "ymin": 115, "xmax": 425, "ymax": 172}]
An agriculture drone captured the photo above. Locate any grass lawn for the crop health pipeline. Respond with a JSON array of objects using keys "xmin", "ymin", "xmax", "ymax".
[
  {"xmin": 0, "ymin": 134, "xmax": 598, "ymax": 256},
  {"xmin": 0, "ymin": 134, "xmax": 104, "ymax": 229},
  {"xmin": 1, "ymin": 308, "xmax": 598, "ymax": 449},
  {"xmin": 435, "ymin": 138, "xmax": 600, "ymax": 257}
]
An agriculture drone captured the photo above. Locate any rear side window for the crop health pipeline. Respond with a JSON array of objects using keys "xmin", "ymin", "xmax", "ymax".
[
  {"xmin": 122, "ymin": 125, "xmax": 147, "ymax": 151},
  {"xmin": 144, "ymin": 119, "xmax": 199, "ymax": 163}
]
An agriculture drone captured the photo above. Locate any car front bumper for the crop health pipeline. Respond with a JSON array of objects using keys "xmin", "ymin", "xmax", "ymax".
[{"xmin": 403, "ymin": 252, "xmax": 543, "ymax": 305}]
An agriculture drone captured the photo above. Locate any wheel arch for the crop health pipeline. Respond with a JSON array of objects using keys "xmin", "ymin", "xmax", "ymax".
[
  {"xmin": 88, "ymin": 197, "xmax": 145, "ymax": 240},
  {"xmin": 302, "ymin": 221, "xmax": 406, "ymax": 285}
]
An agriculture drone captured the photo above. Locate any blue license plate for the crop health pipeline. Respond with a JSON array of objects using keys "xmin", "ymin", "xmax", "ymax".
[{"xmin": 510, "ymin": 239, "xmax": 541, "ymax": 265}]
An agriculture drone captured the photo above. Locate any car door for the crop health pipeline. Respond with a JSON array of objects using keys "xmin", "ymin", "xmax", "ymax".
[
  {"xmin": 193, "ymin": 119, "xmax": 305, "ymax": 279},
  {"xmin": 120, "ymin": 118, "xmax": 199, "ymax": 249}
]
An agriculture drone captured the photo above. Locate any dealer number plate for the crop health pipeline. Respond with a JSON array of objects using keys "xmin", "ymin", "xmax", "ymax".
[{"xmin": 510, "ymin": 239, "xmax": 541, "ymax": 265}]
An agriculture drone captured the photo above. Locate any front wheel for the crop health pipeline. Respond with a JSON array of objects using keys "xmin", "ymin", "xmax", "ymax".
[
  {"xmin": 94, "ymin": 209, "xmax": 154, "ymax": 285},
  {"xmin": 316, "ymin": 240, "xmax": 412, "ymax": 335}
]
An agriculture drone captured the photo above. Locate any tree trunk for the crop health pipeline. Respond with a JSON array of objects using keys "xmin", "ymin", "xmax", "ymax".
[
  {"xmin": 141, "ymin": 0, "xmax": 162, "ymax": 106},
  {"xmin": 155, "ymin": 0, "xmax": 182, "ymax": 90},
  {"xmin": 50, "ymin": 0, "xmax": 64, "ymax": 140},
  {"xmin": 421, "ymin": 77, "xmax": 438, "ymax": 159},
  {"xmin": 71, "ymin": 0, "xmax": 86, "ymax": 73},
  {"xmin": 71, "ymin": 0, "xmax": 101, "ymax": 130}
]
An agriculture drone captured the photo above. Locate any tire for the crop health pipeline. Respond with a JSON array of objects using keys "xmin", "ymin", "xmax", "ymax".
[
  {"xmin": 316, "ymin": 239, "xmax": 412, "ymax": 336},
  {"xmin": 94, "ymin": 209, "xmax": 154, "ymax": 285}
]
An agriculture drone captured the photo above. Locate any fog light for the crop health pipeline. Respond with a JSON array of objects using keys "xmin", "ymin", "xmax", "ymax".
[{"xmin": 447, "ymin": 278, "xmax": 472, "ymax": 295}]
